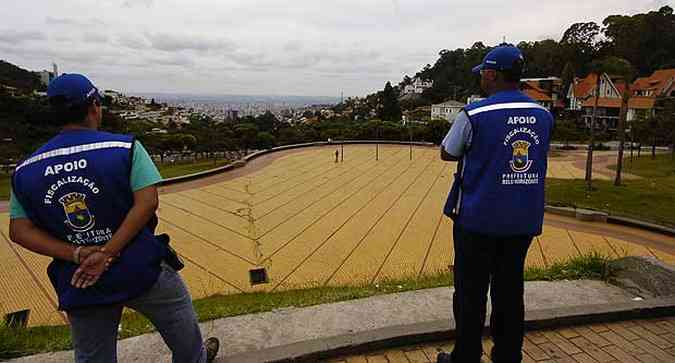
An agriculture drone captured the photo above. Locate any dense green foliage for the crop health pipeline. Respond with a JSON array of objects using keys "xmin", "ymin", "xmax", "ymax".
[{"xmin": 393, "ymin": 6, "xmax": 675, "ymax": 106}]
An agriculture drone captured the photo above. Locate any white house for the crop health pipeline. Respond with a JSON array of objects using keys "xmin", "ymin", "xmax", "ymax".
[
  {"xmin": 466, "ymin": 95, "xmax": 485, "ymax": 105},
  {"xmin": 431, "ymin": 100, "xmax": 465, "ymax": 122},
  {"xmin": 403, "ymin": 78, "xmax": 433, "ymax": 94}
]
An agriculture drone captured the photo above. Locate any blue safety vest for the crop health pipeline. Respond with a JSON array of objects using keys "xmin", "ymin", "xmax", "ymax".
[
  {"xmin": 444, "ymin": 90, "xmax": 553, "ymax": 236},
  {"xmin": 12, "ymin": 130, "xmax": 166, "ymax": 310}
]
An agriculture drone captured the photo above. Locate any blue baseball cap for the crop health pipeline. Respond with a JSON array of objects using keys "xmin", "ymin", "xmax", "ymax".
[
  {"xmin": 472, "ymin": 44, "xmax": 524, "ymax": 74},
  {"xmin": 47, "ymin": 73, "xmax": 102, "ymax": 107}
]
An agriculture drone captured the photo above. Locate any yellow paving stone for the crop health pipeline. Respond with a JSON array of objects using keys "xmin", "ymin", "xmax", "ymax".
[
  {"xmin": 0, "ymin": 225, "xmax": 64, "ymax": 326},
  {"xmin": 161, "ymin": 193, "xmax": 252, "ymax": 235},
  {"xmin": 273, "ymin": 157, "xmax": 438, "ymax": 289},
  {"xmin": 538, "ymin": 225, "xmax": 578, "ymax": 265},
  {"xmin": 421, "ymin": 215, "xmax": 454, "ymax": 276},
  {"xmin": 257, "ymin": 154, "xmax": 416, "ymax": 261},
  {"xmin": 373, "ymin": 164, "xmax": 452, "ymax": 283},
  {"xmin": 157, "ymin": 204, "xmax": 256, "ymax": 262},
  {"xmin": 155, "ymin": 223, "xmax": 252, "ymax": 291},
  {"xmin": 322, "ymin": 159, "xmax": 441, "ymax": 286},
  {"xmin": 604, "ymin": 237, "xmax": 653, "ymax": 259},
  {"xmin": 525, "ymin": 238, "xmax": 548, "ymax": 268},
  {"xmin": 567, "ymin": 230, "xmax": 618, "ymax": 259}
]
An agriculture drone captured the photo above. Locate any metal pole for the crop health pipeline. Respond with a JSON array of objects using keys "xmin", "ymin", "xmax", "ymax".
[
  {"xmin": 376, "ymin": 128, "xmax": 379, "ymax": 161},
  {"xmin": 409, "ymin": 126, "xmax": 413, "ymax": 160}
]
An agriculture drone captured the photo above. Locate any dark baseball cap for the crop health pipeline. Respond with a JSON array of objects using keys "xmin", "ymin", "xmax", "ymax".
[
  {"xmin": 47, "ymin": 73, "xmax": 102, "ymax": 107},
  {"xmin": 472, "ymin": 44, "xmax": 524, "ymax": 74}
]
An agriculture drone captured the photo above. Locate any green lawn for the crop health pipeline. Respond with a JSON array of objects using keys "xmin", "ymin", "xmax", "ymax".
[
  {"xmin": 0, "ymin": 253, "xmax": 608, "ymax": 359},
  {"xmin": 157, "ymin": 159, "xmax": 232, "ymax": 179},
  {"xmin": 546, "ymin": 154, "xmax": 675, "ymax": 227}
]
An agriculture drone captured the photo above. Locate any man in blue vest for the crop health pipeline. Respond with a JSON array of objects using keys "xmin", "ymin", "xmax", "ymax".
[
  {"xmin": 8, "ymin": 74, "xmax": 220, "ymax": 362},
  {"xmin": 437, "ymin": 45, "xmax": 553, "ymax": 363}
]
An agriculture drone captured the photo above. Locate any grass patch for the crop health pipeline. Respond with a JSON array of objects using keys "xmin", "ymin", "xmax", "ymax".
[
  {"xmin": 524, "ymin": 251, "xmax": 610, "ymax": 281},
  {"xmin": 547, "ymin": 154, "xmax": 675, "ymax": 227},
  {"xmin": 0, "ymin": 253, "xmax": 610, "ymax": 359},
  {"xmin": 609, "ymin": 153, "xmax": 675, "ymax": 179},
  {"xmin": 157, "ymin": 159, "xmax": 232, "ymax": 179}
]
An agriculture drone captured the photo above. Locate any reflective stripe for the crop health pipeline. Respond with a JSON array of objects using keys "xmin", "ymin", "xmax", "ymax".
[
  {"xmin": 16, "ymin": 141, "xmax": 133, "ymax": 171},
  {"xmin": 455, "ymin": 155, "xmax": 467, "ymax": 214},
  {"xmin": 466, "ymin": 102, "xmax": 548, "ymax": 117}
]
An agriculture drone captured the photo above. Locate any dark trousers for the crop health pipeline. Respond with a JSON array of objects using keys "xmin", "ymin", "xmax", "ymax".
[{"xmin": 450, "ymin": 223, "xmax": 533, "ymax": 363}]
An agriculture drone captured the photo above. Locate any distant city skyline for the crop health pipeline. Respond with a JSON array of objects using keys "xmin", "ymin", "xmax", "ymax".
[{"xmin": 1, "ymin": 0, "xmax": 672, "ymax": 97}]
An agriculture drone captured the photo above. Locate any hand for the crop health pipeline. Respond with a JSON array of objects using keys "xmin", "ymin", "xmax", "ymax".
[
  {"xmin": 71, "ymin": 252, "xmax": 108, "ymax": 288},
  {"xmin": 79, "ymin": 246, "xmax": 119, "ymax": 269},
  {"xmin": 78, "ymin": 246, "xmax": 99, "ymax": 261}
]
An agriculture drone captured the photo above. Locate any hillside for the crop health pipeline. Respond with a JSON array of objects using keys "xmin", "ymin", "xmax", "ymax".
[{"xmin": 0, "ymin": 60, "xmax": 42, "ymax": 92}]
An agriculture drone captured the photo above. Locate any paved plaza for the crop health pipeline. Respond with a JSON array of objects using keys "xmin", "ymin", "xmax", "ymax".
[
  {"xmin": 1, "ymin": 145, "xmax": 674, "ymax": 326},
  {"xmin": 323, "ymin": 317, "xmax": 675, "ymax": 363}
]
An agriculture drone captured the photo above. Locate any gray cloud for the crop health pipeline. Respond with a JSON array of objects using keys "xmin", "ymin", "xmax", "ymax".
[
  {"xmin": 83, "ymin": 33, "xmax": 109, "ymax": 43},
  {"xmin": 146, "ymin": 32, "xmax": 234, "ymax": 53},
  {"xmin": 0, "ymin": 30, "xmax": 46, "ymax": 43},
  {"xmin": 2, "ymin": 0, "xmax": 671, "ymax": 96},
  {"xmin": 122, "ymin": 0, "xmax": 154, "ymax": 8}
]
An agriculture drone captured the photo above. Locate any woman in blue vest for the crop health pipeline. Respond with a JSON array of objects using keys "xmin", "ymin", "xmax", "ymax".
[
  {"xmin": 9, "ymin": 74, "xmax": 220, "ymax": 363},
  {"xmin": 437, "ymin": 45, "xmax": 553, "ymax": 363}
]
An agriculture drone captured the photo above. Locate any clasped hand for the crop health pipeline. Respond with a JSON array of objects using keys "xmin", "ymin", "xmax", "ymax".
[{"xmin": 71, "ymin": 247, "xmax": 116, "ymax": 288}]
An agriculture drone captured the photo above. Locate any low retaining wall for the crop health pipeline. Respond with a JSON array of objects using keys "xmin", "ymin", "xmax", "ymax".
[{"xmin": 160, "ymin": 140, "xmax": 436, "ymax": 186}]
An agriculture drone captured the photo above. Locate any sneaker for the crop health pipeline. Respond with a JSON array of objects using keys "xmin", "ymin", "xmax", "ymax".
[
  {"xmin": 436, "ymin": 352, "xmax": 453, "ymax": 363},
  {"xmin": 205, "ymin": 337, "xmax": 220, "ymax": 363}
]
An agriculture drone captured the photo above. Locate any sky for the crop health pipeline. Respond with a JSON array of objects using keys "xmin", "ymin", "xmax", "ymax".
[{"xmin": 1, "ymin": 0, "xmax": 673, "ymax": 97}]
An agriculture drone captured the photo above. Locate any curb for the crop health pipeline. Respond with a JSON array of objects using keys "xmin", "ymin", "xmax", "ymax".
[
  {"xmin": 545, "ymin": 205, "xmax": 675, "ymax": 237},
  {"xmin": 606, "ymin": 216, "xmax": 675, "ymax": 238},
  {"xmin": 223, "ymin": 297, "xmax": 675, "ymax": 363},
  {"xmin": 159, "ymin": 140, "xmax": 436, "ymax": 186}
]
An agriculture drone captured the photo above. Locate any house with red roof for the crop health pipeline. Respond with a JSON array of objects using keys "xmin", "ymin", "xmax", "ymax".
[
  {"xmin": 632, "ymin": 69, "xmax": 675, "ymax": 97},
  {"xmin": 565, "ymin": 71, "xmax": 671, "ymax": 130},
  {"xmin": 520, "ymin": 77, "xmax": 564, "ymax": 111}
]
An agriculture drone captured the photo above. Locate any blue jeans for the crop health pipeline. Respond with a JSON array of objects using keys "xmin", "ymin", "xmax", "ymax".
[{"xmin": 67, "ymin": 265, "xmax": 206, "ymax": 363}]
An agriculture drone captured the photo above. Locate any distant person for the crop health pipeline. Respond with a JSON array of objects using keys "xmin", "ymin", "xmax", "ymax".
[
  {"xmin": 335, "ymin": 149, "xmax": 339, "ymax": 163},
  {"xmin": 8, "ymin": 74, "xmax": 219, "ymax": 363},
  {"xmin": 438, "ymin": 45, "xmax": 553, "ymax": 363}
]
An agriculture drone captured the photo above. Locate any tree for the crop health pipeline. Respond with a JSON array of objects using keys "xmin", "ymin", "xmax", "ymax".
[
  {"xmin": 585, "ymin": 69, "xmax": 601, "ymax": 190},
  {"xmin": 256, "ymin": 132, "xmax": 276, "ymax": 149},
  {"xmin": 378, "ymin": 82, "xmax": 402, "ymax": 121},
  {"xmin": 595, "ymin": 57, "xmax": 636, "ymax": 186},
  {"xmin": 234, "ymin": 123, "xmax": 258, "ymax": 152},
  {"xmin": 654, "ymin": 97, "xmax": 675, "ymax": 159},
  {"xmin": 560, "ymin": 62, "xmax": 576, "ymax": 101},
  {"xmin": 425, "ymin": 118, "xmax": 451, "ymax": 144},
  {"xmin": 560, "ymin": 22, "xmax": 602, "ymax": 74}
]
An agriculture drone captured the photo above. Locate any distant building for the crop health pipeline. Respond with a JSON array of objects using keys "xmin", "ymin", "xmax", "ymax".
[
  {"xmin": 566, "ymin": 72, "xmax": 663, "ymax": 130},
  {"xmin": 37, "ymin": 63, "xmax": 59, "ymax": 86},
  {"xmin": 520, "ymin": 77, "xmax": 563, "ymax": 110},
  {"xmin": 403, "ymin": 78, "xmax": 433, "ymax": 95},
  {"xmin": 431, "ymin": 100, "xmax": 465, "ymax": 122},
  {"xmin": 632, "ymin": 68, "xmax": 675, "ymax": 97},
  {"xmin": 224, "ymin": 109, "xmax": 239, "ymax": 121},
  {"xmin": 466, "ymin": 95, "xmax": 485, "ymax": 105}
]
